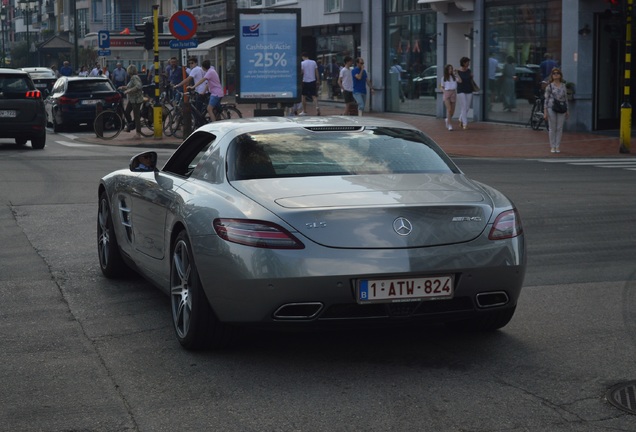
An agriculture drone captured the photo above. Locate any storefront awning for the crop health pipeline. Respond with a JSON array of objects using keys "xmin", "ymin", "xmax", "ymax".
[{"xmin": 188, "ymin": 35, "xmax": 235, "ymax": 54}]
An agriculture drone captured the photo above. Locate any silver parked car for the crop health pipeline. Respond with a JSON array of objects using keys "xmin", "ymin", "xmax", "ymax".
[{"xmin": 97, "ymin": 117, "xmax": 526, "ymax": 350}]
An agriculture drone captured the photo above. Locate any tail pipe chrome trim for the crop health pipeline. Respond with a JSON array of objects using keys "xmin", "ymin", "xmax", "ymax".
[
  {"xmin": 273, "ymin": 302, "xmax": 324, "ymax": 320},
  {"xmin": 475, "ymin": 291, "xmax": 509, "ymax": 308}
]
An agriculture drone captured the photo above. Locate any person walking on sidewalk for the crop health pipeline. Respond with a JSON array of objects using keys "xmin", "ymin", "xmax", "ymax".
[
  {"xmin": 456, "ymin": 57, "xmax": 474, "ymax": 129},
  {"xmin": 544, "ymin": 67, "xmax": 569, "ymax": 153},
  {"xmin": 119, "ymin": 65, "xmax": 143, "ymax": 140},
  {"xmin": 352, "ymin": 57, "xmax": 374, "ymax": 116},
  {"xmin": 300, "ymin": 52, "xmax": 321, "ymax": 116},
  {"xmin": 338, "ymin": 56, "xmax": 355, "ymax": 115},
  {"xmin": 440, "ymin": 64, "xmax": 459, "ymax": 131}
]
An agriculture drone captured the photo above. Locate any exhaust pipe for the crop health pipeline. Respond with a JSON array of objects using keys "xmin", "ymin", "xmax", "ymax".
[
  {"xmin": 273, "ymin": 302, "xmax": 323, "ymax": 320},
  {"xmin": 475, "ymin": 291, "xmax": 509, "ymax": 308}
]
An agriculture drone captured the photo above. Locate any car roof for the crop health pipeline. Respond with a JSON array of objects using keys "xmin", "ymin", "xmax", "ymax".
[
  {"xmin": 195, "ymin": 115, "xmax": 421, "ymax": 138},
  {"xmin": 60, "ymin": 76, "xmax": 111, "ymax": 82},
  {"xmin": 21, "ymin": 67, "xmax": 55, "ymax": 73},
  {"xmin": 0, "ymin": 68, "xmax": 29, "ymax": 76}
]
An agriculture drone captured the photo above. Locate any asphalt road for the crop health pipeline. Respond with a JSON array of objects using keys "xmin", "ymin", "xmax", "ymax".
[{"xmin": 1, "ymin": 136, "xmax": 635, "ymax": 431}]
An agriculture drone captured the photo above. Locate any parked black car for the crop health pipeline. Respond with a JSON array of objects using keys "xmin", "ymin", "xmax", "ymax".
[
  {"xmin": 21, "ymin": 67, "xmax": 58, "ymax": 95},
  {"xmin": 44, "ymin": 76, "xmax": 121, "ymax": 132},
  {"xmin": 0, "ymin": 68, "xmax": 46, "ymax": 149}
]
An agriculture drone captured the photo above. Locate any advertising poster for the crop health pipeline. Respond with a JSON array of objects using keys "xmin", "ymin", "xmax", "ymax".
[{"xmin": 235, "ymin": 9, "xmax": 301, "ymax": 104}]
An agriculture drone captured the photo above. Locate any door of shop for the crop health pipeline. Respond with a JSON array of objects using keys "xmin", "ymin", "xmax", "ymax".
[{"xmin": 594, "ymin": 12, "xmax": 625, "ymax": 130}]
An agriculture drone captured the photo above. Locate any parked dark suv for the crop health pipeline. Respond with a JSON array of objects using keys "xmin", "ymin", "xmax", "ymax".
[
  {"xmin": 44, "ymin": 76, "xmax": 121, "ymax": 132},
  {"xmin": 0, "ymin": 68, "xmax": 47, "ymax": 149}
]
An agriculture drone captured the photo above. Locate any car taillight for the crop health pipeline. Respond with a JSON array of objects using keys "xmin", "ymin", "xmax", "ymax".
[
  {"xmin": 58, "ymin": 96, "xmax": 79, "ymax": 105},
  {"xmin": 104, "ymin": 93, "xmax": 122, "ymax": 103},
  {"xmin": 488, "ymin": 209, "xmax": 523, "ymax": 240},
  {"xmin": 25, "ymin": 90, "xmax": 41, "ymax": 99},
  {"xmin": 213, "ymin": 219, "xmax": 304, "ymax": 249}
]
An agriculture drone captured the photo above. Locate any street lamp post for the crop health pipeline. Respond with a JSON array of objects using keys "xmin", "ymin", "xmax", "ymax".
[
  {"xmin": 0, "ymin": 7, "xmax": 6, "ymax": 67},
  {"xmin": 19, "ymin": 0, "xmax": 37, "ymax": 67}
]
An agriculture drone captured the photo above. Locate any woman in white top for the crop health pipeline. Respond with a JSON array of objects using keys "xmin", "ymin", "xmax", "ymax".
[{"xmin": 440, "ymin": 64, "xmax": 461, "ymax": 131}]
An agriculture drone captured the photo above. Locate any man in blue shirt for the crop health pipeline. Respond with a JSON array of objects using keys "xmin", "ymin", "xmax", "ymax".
[
  {"xmin": 352, "ymin": 57, "xmax": 374, "ymax": 116},
  {"xmin": 59, "ymin": 61, "xmax": 73, "ymax": 77},
  {"xmin": 111, "ymin": 63, "xmax": 128, "ymax": 89}
]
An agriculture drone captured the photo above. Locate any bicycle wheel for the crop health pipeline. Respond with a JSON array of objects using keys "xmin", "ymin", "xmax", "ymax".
[
  {"xmin": 172, "ymin": 112, "xmax": 196, "ymax": 139},
  {"xmin": 530, "ymin": 101, "xmax": 543, "ymax": 131},
  {"xmin": 163, "ymin": 109, "xmax": 176, "ymax": 137},
  {"xmin": 220, "ymin": 106, "xmax": 243, "ymax": 120},
  {"xmin": 139, "ymin": 116, "xmax": 155, "ymax": 137},
  {"xmin": 94, "ymin": 110, "xmax": 123, "ymax": 140}
]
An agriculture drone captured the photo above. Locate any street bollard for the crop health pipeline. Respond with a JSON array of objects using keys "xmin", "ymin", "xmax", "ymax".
[
  {"xmin": 95, "ymin": 101, "xmax": 103, "ymax": 136},
  {"xmin": 182, "ymin": 97, "xmax": 192, "ymax": 138}
]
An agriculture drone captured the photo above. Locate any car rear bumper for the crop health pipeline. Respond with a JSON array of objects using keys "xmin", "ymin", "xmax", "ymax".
[{"xmin": 192, "ymin": 233, "xmax": 526, "ymax": 324}]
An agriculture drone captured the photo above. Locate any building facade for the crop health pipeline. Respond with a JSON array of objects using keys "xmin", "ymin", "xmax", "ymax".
[{"xmin": 4, "ymin": 0, "xmax": 631, "ymax": 133}]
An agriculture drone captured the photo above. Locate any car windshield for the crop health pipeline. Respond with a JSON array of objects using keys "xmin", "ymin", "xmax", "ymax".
[
  {"xmin": 67, "ymin": 80, "xmax": 114, "ymax": 92},
  {"xmin": 227, "ymin": 127, "xmax": 457, "ymax": 181},
  {"xmin": 29, "ymin": 72, "xmax": 56, "ymax": 79}
]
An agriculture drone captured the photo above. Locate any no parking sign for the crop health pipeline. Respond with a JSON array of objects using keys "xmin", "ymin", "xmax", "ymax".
[{"xmin": 169, "ymin": 11, "xmax": 197, "ymax": 41}]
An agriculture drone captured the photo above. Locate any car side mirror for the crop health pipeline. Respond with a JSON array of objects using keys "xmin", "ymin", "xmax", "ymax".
[{"xmin": 130, "ymin": 151, "xmax": 158, "ymax": 172}]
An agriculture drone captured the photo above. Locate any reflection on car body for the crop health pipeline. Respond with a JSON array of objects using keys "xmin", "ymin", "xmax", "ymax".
[{"xmin": 97, "ymin": 116, "xmax": 526, "ymax": 350}]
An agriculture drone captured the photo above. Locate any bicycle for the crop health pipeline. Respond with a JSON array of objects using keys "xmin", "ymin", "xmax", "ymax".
[
  {"xmin": 164, "ymin": 90, "xmax": 243, "ymax": 139},
  {"xmin": 94, "ymin": 90, "xmax": 154, "ymax": 140},
  {"xmin": 528, "ymin": 95, "xmax": 546, "ymax": 131}
]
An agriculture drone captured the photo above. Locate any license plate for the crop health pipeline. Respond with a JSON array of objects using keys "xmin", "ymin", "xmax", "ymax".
[
  {"xmin": 82, "ymin": 99, "xmax": 102, "ymax": 105},
  {"xmin": 357, "ymin": 275, "xmax": 453, "ymax": 303},
  {"xmin": 35, "ymin": 83, "xmax": 47, "ymax": 88},
  {"xmin": 0, "ymin": 110, "xmax": 17, "ymax": 118}
]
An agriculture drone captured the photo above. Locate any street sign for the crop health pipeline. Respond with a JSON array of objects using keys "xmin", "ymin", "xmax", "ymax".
[
  {"xmin": 98, "ymin": 30, "xmax": 110, "ymax": 49},
  {"xmin": 97, "ymin": 49, "xmax": 111, "ymax": 57},
  {"xmin": 169, "ymin": 39, "xmax": 198, "ymax": 49},
  {"xmin": 169, "ymin": 10, "xmax": 197, "ymax": 41}
]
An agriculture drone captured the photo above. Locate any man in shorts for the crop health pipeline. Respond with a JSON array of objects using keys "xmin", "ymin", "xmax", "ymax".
[
  {"xmin": 188, "ymin": 60, "xmax": 224, "ymax": 122},
  {"xmin": 300, "ymin": 52, "xmax": 320, "ymax": 116},
  {"xmin": 338, "ymin": 56, "xmax": 355, "ymax": 115}
]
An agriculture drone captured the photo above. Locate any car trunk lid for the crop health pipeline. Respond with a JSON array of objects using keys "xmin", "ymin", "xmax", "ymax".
[{"xmin": 232, "ymin": 174, "xmax": 493, "ymax": 248}]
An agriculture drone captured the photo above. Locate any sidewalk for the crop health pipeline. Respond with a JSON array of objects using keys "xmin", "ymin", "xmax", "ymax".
[{"xmin": 81, "ymin": 103, "xmax": 636, "ymax": 159}]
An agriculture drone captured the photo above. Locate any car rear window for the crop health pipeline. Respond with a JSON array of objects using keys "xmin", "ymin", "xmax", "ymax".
[
  {"xmin": 227, "ymin": 127, "xmax": 457, "ymax": 181},
  {"xmin": 0, "ymin": 75, "xmax": 35, "ymax": 98},
  {"xmin": 67, "ymin": 80, "xmax": 114, "ymax": 93}
]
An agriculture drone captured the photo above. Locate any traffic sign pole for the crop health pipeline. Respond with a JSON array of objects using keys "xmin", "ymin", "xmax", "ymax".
[{"xmin": 153, "ymin": 5, "xmax": 162, "ymax": 139}]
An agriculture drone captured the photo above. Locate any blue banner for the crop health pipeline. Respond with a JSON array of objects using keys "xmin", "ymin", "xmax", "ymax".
[{"xmin": 236, "ymin": 10, "xmax": 300, "ymax": 103}]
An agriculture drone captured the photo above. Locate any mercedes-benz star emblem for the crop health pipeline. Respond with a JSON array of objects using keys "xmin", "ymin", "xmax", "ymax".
[{"xmin": 393, "ymin": 217, "xmax": 413, "ymax": 236}]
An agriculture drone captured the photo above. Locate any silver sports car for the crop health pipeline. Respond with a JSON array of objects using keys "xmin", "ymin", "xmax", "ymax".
[{"xmin": 97, "ymin": 116, "xmax": 525, "ymax": 350}]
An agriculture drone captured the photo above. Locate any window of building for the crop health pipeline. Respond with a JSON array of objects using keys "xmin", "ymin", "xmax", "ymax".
[
  {"xmin": 484, "ymin": 0, "xmax": 562, "ymax": 123},
  {"xmin": 326, "ymin": 0, "xmax": 341, "ymax": 13},
  {"xmin": 386, "ymin": 3, "xmax": 437, "ymax": 115}
]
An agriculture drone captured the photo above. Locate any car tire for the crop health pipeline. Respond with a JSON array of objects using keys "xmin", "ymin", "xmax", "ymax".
[
  {"xmin": 446, "ymin": 306, "xmax": 516, "ymax": 332},
  {"xmin": 31, "ymin": 134, "xmax": 46, "ymax": 150},
  {"xmin": 52, "ymin": 114, "xmax": 62, "ymax": 133},
  {"xmin": 97, "ymin": 192, "xmax": 129, "ymax": 278},
  {"xmin": 170, "ymin": 230, "xmax": 233, "ymax": 350}
]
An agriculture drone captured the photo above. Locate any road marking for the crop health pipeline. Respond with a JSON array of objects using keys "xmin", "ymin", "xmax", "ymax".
[
  {"xmin": 55, "ymin": 141, "xmax": 100, "ymax": 147},
  {"xmin": 536, "ymin": 158, "xmax": 636, "ymax": 172}
]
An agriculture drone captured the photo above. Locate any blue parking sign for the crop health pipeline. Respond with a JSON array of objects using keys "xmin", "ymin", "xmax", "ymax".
[{"xmin": 98, "ymin": 31, "xmax": 110, "ymax": 49}]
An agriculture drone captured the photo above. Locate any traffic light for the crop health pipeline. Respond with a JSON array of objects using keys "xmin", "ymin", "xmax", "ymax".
[{"xmin": 134, "ymin": 21, "xmax": 154, "ymax": 50}]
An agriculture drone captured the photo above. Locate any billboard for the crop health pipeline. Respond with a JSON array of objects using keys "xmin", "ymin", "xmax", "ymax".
[{"xmin": 235, "ymin": 9, "xmax": 301, "ymax": 104}]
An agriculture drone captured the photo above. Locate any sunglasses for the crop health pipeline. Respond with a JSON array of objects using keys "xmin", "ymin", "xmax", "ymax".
[{"xmin": 552, "ymin": 71, "xmax": 561, "ymax": 75}]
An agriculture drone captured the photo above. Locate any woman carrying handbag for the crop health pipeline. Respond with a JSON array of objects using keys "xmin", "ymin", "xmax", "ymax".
[{"xmin": 544, "ymin": 68, "xmax": 569, "ymax": 153}]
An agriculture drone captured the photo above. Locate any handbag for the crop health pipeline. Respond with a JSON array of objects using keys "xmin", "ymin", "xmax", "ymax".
[
  {"xmin": 471, "ymin": 79, "xmax": 480, "ymax": 92},
  {"xmin": 550, "ymin": 84, "xmax": 567, "ymax": 113}
]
